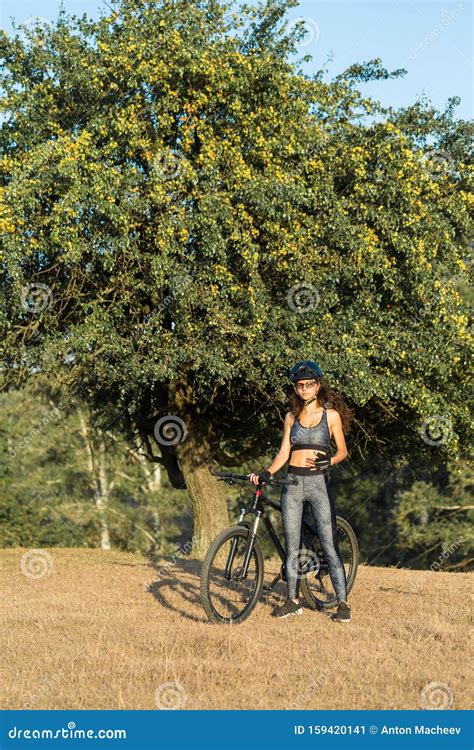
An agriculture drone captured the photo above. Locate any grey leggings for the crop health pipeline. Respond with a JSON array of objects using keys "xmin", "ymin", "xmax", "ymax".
[{"xmin": 281, "ymin": 471, "xmax": 347, "ymax": 602}]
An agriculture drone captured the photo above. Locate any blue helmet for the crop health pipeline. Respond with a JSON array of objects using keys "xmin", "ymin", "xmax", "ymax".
[{"xmin": 288, "ymin": 360, "xmax": 324, "ymax": 383}]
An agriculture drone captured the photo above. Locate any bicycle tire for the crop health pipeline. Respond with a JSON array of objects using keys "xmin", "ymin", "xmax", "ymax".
[
  {"xmin": 200, "ymin": 525, "xmax": 265, "ymax": 624},
  {"xmin": 300, "ymin": 515, "xmax": 359, "ymax": 610}
]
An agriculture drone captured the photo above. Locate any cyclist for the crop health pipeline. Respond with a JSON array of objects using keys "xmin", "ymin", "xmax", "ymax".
[{"xmin": 249, "ymin": 360, "xmax": 352, "ymax": 622}]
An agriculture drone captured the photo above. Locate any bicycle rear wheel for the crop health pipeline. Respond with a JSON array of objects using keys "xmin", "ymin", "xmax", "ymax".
[
  {"xmin": 200, "ymin": 525, "xmax": 264, "ymax": 624},
  {"xmin": 300, "ymin": 515, "xmax": 359, "ymax": 610}
]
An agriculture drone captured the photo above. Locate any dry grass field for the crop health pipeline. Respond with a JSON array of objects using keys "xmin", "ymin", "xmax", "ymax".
[{"xmin": 1, "ymin": 547, "xmax": 472, "ymax": 711}]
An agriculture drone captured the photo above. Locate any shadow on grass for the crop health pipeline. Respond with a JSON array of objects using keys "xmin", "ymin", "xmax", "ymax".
[
  {"xmin": 378, "ymin": 586, "xmax": 423, "ymax": 595},
  {"xmin": 145, "ymin": 557, "xmax": 208, "ymax": 623},
  {"xmin": 144, "ymin": 556, "xmax": 289, "ymax": 623}
]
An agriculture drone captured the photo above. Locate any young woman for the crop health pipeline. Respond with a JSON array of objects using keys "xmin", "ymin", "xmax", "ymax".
[{"xmin": 249, "ymin": 360, "xmax": 352, "ymax": 622}]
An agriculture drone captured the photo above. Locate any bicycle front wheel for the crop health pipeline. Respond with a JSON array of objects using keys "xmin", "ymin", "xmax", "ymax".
[{"xmin": 200, "ymin": 525, "xmax": 264, "ymax": 624}]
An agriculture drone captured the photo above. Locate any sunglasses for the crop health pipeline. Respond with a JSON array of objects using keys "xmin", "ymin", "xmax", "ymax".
[{"xmin": 294, "ymin": 380, "xmax": 319, "ymax": 390}]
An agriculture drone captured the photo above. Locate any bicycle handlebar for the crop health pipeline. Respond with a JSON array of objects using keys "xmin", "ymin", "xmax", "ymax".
[{"xmin": 208, "ymin": 467, "xmax": 299, "ymax": 487}]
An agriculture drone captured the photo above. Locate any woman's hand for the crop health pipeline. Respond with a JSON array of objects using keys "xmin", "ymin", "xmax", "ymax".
[
  {"xmin": 248, "ymin": 471, "xmax": 271, "ymax": 485},
  {"xmin": 305, "ymin": 450, "xmax": 331, "ymax": 473}
]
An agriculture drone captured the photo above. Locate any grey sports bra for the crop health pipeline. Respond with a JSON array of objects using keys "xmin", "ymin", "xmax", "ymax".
[{"xmin": 289, "ymin": 408, "xmax": 330, "ymax": 453}]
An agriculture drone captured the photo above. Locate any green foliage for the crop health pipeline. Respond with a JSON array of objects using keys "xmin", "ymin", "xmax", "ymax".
[
  {"xmin": 0, "ymin": 0, "xmax": 473, "ymax": 563},
  {"xmin": 390, "ymin": 460, "xmax": 473, "ymax": 569},
  {"xmin": 0, "ymin": 380, "xmax": 189, "ymax": 553}
]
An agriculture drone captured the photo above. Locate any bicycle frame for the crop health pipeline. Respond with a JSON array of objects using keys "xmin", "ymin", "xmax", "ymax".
[
  {"xmin": 225, "ymin": 486, "xmax": 286, "ymax": 579},
  {"xmin": 227, "ymin": 491, "xmax": 325, "ymax": 586},
  {"xmin": 205, "ymin": 467, "xmax": 358, "ymax": 620}
]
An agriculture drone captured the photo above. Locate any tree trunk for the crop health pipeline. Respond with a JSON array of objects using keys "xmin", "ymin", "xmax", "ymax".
[
  {"xmin": 134, "ymin": 438, "xmax": 161, "ymax": 555},
  {"xmin": 78, "ymin": 410, "xmax": 111, "ymax": 551},
  {"xmin": 171, "ymin": 381, "xmax": 230, "ymax": 559},
  {"xmin": 96, "ymin": 436, "xmax": 112, "ymax": 550},
  {"xmin": 176, "ymin": 428, "xmax": 229, "ymax": 559}
]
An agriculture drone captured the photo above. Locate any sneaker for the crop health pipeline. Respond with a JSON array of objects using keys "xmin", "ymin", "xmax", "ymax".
[
  {"xmin": 334, "ymin": 600, "xmax": 351, "ymax": 622},
  {"xmin": 272, "ymin": 598, "xmax": 303, "ymax": 618}
]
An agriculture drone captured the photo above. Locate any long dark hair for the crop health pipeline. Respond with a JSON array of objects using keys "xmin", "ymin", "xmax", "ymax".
[{"xmin": 289, "ymin": 378, "xmax": 353, "ymax": 434}]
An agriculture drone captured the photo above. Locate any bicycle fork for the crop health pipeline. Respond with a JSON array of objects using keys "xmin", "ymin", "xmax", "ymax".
[{"xmin": 224, "ymin": 510, "xmax": 261, "ymax": 580}]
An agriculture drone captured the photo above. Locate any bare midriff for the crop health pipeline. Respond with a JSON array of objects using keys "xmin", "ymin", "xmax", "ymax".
[{"xmin": 288, "ymin": 409, "xmax": 331, "ymax": 468}]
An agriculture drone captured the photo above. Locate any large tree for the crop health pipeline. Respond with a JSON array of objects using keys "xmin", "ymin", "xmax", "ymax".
[{"xmin": 1, "ymin": 0, "xmax": 472, "ymax": 556}]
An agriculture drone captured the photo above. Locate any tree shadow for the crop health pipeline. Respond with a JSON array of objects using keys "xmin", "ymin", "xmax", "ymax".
[
  {"xmin": 378, "ymin": 586, "xmax": 422, "ymax": 596},
  {"xmin": 145, "ymin": 557, "xmax": 206, "ymax": 622},
  {"xmin": 145, "ymin": 557, "xmax": 290, "ymax": 622}
]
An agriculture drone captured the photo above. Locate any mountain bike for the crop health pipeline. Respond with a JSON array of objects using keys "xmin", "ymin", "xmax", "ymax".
[{"xmin": 200, "ymin": 468, "xmax": 359, "ymax": 624}]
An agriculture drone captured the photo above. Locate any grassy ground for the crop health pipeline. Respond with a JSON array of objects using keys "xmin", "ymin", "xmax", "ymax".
[{"xmin": 1, "ymin": 547, "xmax": 472, "ymax": 710}]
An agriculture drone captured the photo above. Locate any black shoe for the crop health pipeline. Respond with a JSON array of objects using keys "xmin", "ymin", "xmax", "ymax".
[
  {"xmin": 334, "ymin": 600, "xmax": 351, "ymax": 622},
  {"xmin": 272, "ymin": 598, "xmax": 303, "ymax": 618}
]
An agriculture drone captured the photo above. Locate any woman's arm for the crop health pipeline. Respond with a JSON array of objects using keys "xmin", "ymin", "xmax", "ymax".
[
  {"xmin": 328, "ymin": 409, "xmax": 348, "ymax": 467},
  {"xmin": 304, "ymin": 409, "xmax": 348, "ymax": 471},
  {"xmin": 266, "ymin": 412, "xmax": 294, "ymax": 475}
]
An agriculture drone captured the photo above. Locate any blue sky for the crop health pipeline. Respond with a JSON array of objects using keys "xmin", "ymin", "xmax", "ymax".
[{"xmin": 2, "ymin": 0, "xmax": 472, "ymax": 120}]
